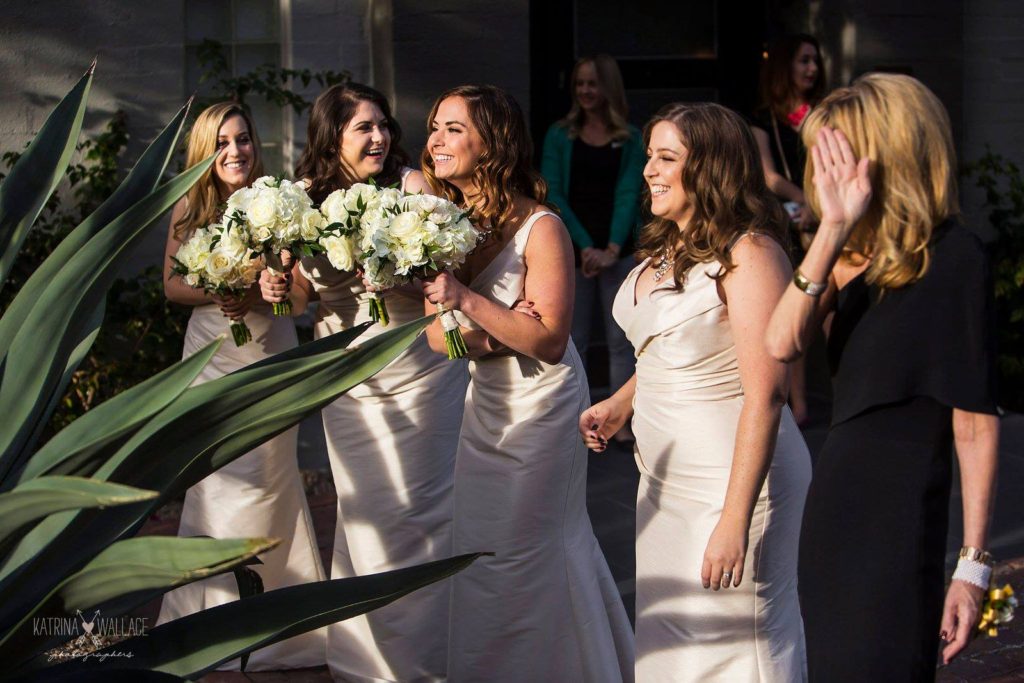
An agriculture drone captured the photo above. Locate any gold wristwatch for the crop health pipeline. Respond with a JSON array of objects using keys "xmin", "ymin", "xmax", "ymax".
[{"xmin": 959, "ymin": 546, "xmax": 994, "ymax": 566}]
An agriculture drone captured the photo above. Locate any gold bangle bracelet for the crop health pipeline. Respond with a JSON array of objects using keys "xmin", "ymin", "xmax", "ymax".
[
  {"xmin": 959, "ymin": 546, "xmax": 994, "ymax": 567},
  {"xmin": 793, "ymin": 269, "xmax": 827, "ymax": 297}
]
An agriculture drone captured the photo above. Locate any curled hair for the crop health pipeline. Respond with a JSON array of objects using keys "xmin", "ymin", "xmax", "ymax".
[
  {"xmin": 801, "ymin": 72, "xmax": 959, "ymax": 289},
  {"xmin": 636, "ymin": 102, "xmax": 788, "ymax": 288},
  {"xmin": 421, "ymin": 85, "xmax": 547, "ymax": 228},
  {"xmin": 560, "ymin": 54, "xmax": 631, "ymax": 142},
  {"xmin": 174, "ymin": 102, "xmax": 264, "ymax": 239},
  {"xmin": 295, "ymin": 82, "xmax": 409, "ymax": 204},
  {"xmin": 759, "ymin": 34, "xmax": 826, "ymax": 121}
]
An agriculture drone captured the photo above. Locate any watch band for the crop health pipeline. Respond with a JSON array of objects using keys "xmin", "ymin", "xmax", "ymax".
[{"xmin": 793, "ymin": 269, "xmax": 827, "ymax": 297}]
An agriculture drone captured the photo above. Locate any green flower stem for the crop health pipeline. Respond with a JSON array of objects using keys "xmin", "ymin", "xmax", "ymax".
[
  {"xmin": 272, "ymin": 300, "xmax": 292, "ymax": 317},
  {"xmin": 229, "ymin": 321, "xmax": 251, "ymax": 347},
  {"xmin": 368, "ymin": 294, "xmax": 389, "ymax": 326},
  {"xmin": 443, "ymin": 329, "xmax": 468, "ymax": 360}
]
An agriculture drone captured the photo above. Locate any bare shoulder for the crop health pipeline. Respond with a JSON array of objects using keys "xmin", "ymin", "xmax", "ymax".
[
  {"xmin": 524, "ymin": 209, "xmax": 569, "ymax": 250},
  {"xmin": 402, "ymin": 168, "xmax": 430, "ymax": 194},
  {"xmin": 730, "ymin": 232, "xmax": 790, "ymax": 271}
]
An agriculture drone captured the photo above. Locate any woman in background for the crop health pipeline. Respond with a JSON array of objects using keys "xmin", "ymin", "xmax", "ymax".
[
  {"xmin": 542, "ymin": 55, "xmax": 645, "ymax": 440},
  {"xmin": 751, "ymin": 34, "xmax": 827, "ymax": 425},
  {"xmin": 766, "ymin": 73, "xmax": 999, "ymax": 681},
  {"xmin": 161, "ymin": 102, "xmax": 325, "ymax": 671},
  {"xmin": 260, "ymin": 83, "xmax": 466, "ymax": 682}
]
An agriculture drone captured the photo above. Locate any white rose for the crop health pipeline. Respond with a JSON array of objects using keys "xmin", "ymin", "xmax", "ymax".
[
  {"xmin": 322, "ymin": 234, "xmax": 356, "ymax": 272},
  {"xmin": 204, "ymin": 248, "xmax": 236, "ymax": 281},
  {"xmin": 184, "ymin": 272, "xmax": 200, "ymax": 287},
  {"xmin": 252, "ymin": 223, "xmax": 273, "ymax": 243},
  {"xmin": 218, "ymin": 231, "xmax": 249, "ymax": 261},
  {"xmin": 378, "ymin": 188, "xmax": 403, "ymax": 209},
  {"xmin": 344, "ymin": 183, "xmax": 379, "ymax": 213},
  {"xmin": 252, "ymin": 176, "xmax": 277, "ymax": 189},
  {"xmin": 320, "ymin": 189, "xmax": 349, "ymax": 225},
  {"xmin": 300, "ymin": 209, "xmax": 325, "ymax": 241},
  {"xmin": 389, "ymin": 211, "xmax": 424, "ymax": 242},
  {"xmin": 247, "ymin": 192, "xmax": 279, "ymax": 228},
  {"xmin": 225, "ymin": 187, "xmax": 256, "ymax": 214}
]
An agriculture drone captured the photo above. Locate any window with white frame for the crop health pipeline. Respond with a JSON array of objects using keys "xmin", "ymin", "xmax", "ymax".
[{"xmin": 184, "ymin": 0, "xmax": 287, "ymax": 174}]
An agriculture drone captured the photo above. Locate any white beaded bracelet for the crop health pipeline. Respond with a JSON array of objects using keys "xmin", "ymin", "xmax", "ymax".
[{"xmin": 952, "ymin": 557, "xmax": 992, "ymax": 590}]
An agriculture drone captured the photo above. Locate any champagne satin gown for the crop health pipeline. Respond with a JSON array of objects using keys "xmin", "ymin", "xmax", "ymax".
[
  {"xmin": 448, "ymin": 210, "xmax": 635, "ymax": 682},
  {"xmin": 158, "ymin": 302, "xmax": 327, "ymax": 671},
  {"xmin": 301, "ymin": 171, "xmax": 469, "ymax": 682},
  {"xmin": 614, "ymin": 248, "xmax": 811, "ymax": 682}
]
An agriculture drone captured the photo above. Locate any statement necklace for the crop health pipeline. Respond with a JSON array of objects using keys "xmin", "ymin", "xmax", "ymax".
[{"xmin": 652, "ymin": 250, "xmax": 675, "ymax": 282}]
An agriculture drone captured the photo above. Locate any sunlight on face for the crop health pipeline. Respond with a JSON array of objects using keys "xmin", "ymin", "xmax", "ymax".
[
  {"xmin": 339, "ymin": 99, "xmax": 392, "ymax": 183},
  {"xmin": 644, "ymin": 121, "xmax": 690, "ymax": 225},
  {"xmin": 213, "ymin": 114, "xmax": 253, "ymax": 195},
  {"xmin": 428, "ymin": 96, "xmax": 485, "ymax": 192}
]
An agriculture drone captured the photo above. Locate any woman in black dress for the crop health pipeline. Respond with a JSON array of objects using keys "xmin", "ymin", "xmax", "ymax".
[{"xmin": 766, "ymin": 73, "xmax": 1000, "ymax": 681}]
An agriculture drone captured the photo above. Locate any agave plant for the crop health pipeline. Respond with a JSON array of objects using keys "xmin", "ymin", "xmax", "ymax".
[{"xmin": 0, "ymin": 65, "xmax": 478, "ymax": 680}]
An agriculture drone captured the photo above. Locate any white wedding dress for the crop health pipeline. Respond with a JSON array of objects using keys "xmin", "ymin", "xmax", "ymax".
[
  {"xmin": 158, "ymin": 301, "xmax": 327, "ymax": 671},
  {"xmin": 447, "ymin": 210, "xmax": 635, "ymax": 682}
]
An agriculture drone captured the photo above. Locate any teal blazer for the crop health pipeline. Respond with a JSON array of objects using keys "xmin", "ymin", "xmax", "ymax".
[{"xmin": 540, "ymin": 122, "xmax": 645, "ymax": 250}]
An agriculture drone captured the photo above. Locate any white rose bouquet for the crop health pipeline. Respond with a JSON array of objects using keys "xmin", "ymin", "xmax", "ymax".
[
  {"xmin": 222, "ymin": 176, "xmax": 324, "ymax": 315},
  {"xmin": 359, "ymin": 192, "xmax": 479, "ymax": 359},
  {"xmin": 171, "ymin": 222, "xmax": 263, "ymax": 346}
]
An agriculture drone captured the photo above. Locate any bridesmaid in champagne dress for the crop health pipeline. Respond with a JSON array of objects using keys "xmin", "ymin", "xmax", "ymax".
[
  {"xmin": 160, "ymin": 103, "xmax": 326, "ymax": 670},
  {"xmin": 420, "ymin": 85, "xmax": 634, "ymax": 682},
  {"xmin": 582, "ymin": 103, "xmax": 810, "ymax": 682},
  {"xmin": 261, "ymin": 83, "xmax": 466, "ymax": 682}
]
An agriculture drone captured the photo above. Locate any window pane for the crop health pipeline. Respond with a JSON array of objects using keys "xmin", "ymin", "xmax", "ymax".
[
  {"xmin": 234, "ymin": 0, "xmax": 279, "ymax": 42},
  {"xmin": 235, "ymin": 43, "xmax": 280, "ymax": 74},
  {"xmin": 185, "ymin": 0, "xmax": 232, "ymax": 43},
  {"xmin": 575, "ymin": 1, "xmax": 716, "ymax": 59}
]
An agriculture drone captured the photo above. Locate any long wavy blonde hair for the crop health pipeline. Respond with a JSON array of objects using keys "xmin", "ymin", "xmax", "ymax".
[
  {"xmin": 422, "ymin": 85, "xmax": 547, "ymax": 228},
  {"xmin": 173, "ymin": 102, "xmax": 264, "ymax": 238},
  {"xmin": 801, "ymin": 73, "xmax": 958, "ymax": 289},
  {"xmin": 560, "ymin": 55, "xmax": 631, "ymax": 142},
  {"xmin": 636, "ymin": 103, "xmax": 787, "ymax": 288}
]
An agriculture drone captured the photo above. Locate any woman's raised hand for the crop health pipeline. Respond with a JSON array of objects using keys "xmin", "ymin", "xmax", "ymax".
[
  {"xmin": 811, "ymin": 126, "xmax": 872, "ymax": 239},
  {"xmin": 260, "ymin": 266, "xmax": 291, "ymax": 305}
]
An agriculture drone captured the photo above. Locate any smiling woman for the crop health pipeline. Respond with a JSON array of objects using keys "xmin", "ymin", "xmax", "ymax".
[{"xmin": 159, "ymin": 102, "xmax": 327, "ymax": 672}]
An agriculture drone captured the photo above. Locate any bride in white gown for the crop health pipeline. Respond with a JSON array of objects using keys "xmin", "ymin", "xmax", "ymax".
[
  {"xmin": 160, "ymin": 103, "xmax": 326, "ymax": 671},
  {"xmin": 420, "ymin": 85, "xmax": 634, "ymax": 682}
]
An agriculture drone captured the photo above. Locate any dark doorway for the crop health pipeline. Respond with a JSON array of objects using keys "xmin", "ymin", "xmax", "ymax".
[{"xmin": 529, "ymin": 0, "xmax": 768, "ymax": 150}]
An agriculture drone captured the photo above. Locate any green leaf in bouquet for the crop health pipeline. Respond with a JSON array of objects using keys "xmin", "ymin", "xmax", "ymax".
[{"xmin": 0, "ymin": 64, "xmax": 93, "ymax": 291}]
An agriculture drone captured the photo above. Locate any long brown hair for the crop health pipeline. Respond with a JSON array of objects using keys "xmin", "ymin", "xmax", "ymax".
[
  {"xmin": 802, "ymin": 73, "xmax": 958, "ymax": 289},
  {"xmin": 295, "ymin": 82, "xmax": 409, "ymax": 204},
  {"xmin": 759, "ymin": 34, "xmax": 826, "ymax": 121},
  {"xmin": 421, "ymin": 85, "xmax": 547, "ymax": 228},
  {"xmin": 174, "ymin": 102, "xmax": 264, "ymax": 239},
  {"xmin": 560, "ymin": 55, "xmax": 631, "ymax": 142},
  {"xmin": 636, "ymin": 103, "xmax": 787, "ymax": 288}
]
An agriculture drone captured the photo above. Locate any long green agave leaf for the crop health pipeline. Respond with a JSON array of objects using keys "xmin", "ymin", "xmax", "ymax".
[
  {"xmin": 18, "ymin": 339, "xmax": 222, "ymax": 483},
  {"xmin": 0, "ymin": 319, "xmax": 420, "ymax": 649},
  {"xmin": 0, "ymin": 477, "xmax": 156, "ymax": 542},
  {"xmin": 0, "ymin": 98, "xmax": 194, "ymax": 363},
  {"xmin": 59, "ymin": 536, "xmax": 279, "ymax": 613},
  {"xmin": 0, "ymin": 153, "xmax": 216, "ymax": 485},
  {"xmin": 0, "ymin": 63, "xmax": 93, "ymax": 290},
  {"xmin": 24, "ymin": 553, "xmax": 483, "ymax": 678}
]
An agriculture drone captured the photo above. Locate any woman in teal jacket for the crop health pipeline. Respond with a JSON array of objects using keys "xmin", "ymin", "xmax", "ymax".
[{"xmin": 542, "ymin": 55, "xmax": 644, "ymax": 440}]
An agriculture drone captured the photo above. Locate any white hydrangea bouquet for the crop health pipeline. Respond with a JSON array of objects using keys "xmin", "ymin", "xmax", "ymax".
[
  {"xmin": 316, "ymin": 183, "xmax": 479, "ymax": 359},
  {"xmin": 221, "ymin": 176, "xmax": 325, "ymax": 315},
  {"xmin": 170, "ymin": 221, "xmax": 263, "ymax": 346}
]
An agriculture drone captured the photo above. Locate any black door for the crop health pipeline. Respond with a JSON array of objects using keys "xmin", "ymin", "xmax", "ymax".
[{"xmin": 529, "ymin": 0, "xmax": 768, "ymax": 152}]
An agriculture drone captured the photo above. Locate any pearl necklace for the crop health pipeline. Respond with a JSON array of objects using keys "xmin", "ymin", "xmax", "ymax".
[{"xmin": 652, "ymin": 251, "xmax": 674, "ymax": 282}]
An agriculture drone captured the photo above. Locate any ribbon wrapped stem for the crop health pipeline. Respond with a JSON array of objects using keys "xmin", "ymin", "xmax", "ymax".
[
  {"xmin": 437, "ymin": 303, "xmax": 467, "ymax": 360},
  {"xmin": 368, "ymin": 291, "xmax": 390, "ymax": 326}
]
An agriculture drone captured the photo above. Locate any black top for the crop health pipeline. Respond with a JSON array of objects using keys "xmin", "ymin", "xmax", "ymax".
[
  {"xmin": 827, "ymin": 221, "xmax": 999, "ymax": 426},
  {"xmin": 751, "ymin": 108, "xmax": 804, "ymax": 189},
  {"xmin": 568, "ymin": 138, "xmax": 625, "ymax": 259}
]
